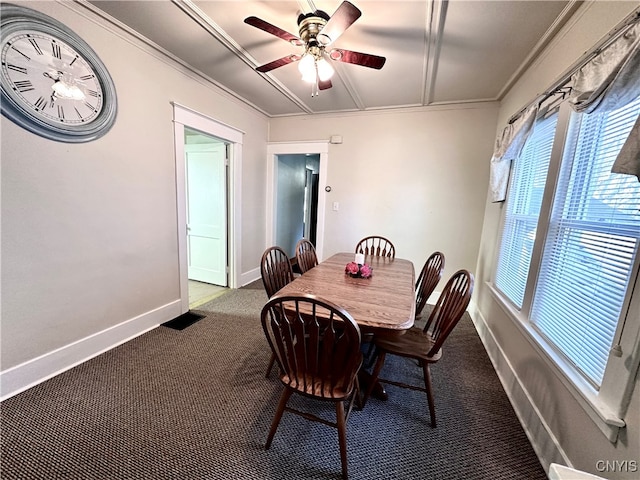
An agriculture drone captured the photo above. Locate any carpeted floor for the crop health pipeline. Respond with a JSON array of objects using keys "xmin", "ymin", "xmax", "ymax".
[{"xmin": 0, "ymin": 281, "xmax": 546, "ymax": 479}]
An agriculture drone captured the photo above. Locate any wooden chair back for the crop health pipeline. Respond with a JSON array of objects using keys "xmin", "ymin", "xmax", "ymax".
[
  {"xmin": 260, "ymin": 246, "xmax": 295, "ymax": 298},
  {"xmin": 423, "ymin": 269, "xmax": 474, "ymax": 357},
  {"xmin": 415, "ymin": 252, "xmax": 445, "ymax": 319},
  {"xmin": 354, "ymin": 236, "xmax": 395, "ymax": 259},
  {"xmin": 295, "ymin": 238, "xmax": 318, "ymax": 274},
  {"xmin": 261, "ymin": 294, "xmax": 363, "ymax": 478},
  {"xmin": 261, "ymin": 294, "xmax": 362, "ymax": 398}
]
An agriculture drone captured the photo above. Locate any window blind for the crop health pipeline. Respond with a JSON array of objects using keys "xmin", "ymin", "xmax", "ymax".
[
  {"xmin": 495, "ymin": 113, "xmax": 558, "ymax": 308},
  {"xmin": 531, "ymin": 97, "xmax": 640, "ymax": 387}
]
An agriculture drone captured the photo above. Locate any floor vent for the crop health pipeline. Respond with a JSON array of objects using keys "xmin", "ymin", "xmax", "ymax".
[{"xmin": 161, "ymin": 311, "xmax": 205, "ymax": 331}]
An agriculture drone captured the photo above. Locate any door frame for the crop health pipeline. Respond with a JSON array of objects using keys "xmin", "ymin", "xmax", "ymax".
[
  {"xmin": 266, "ymin": 141, "xmax": 328, "ymax": 261},
  {"xmin": 173, "ymin": 103, "xmax": 243, "ymax": 313}
]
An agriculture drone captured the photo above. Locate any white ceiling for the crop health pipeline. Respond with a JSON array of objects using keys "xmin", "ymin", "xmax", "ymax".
[{"xmin": 86, "ymin": 0, "xmax": 580, "ymax": 117}]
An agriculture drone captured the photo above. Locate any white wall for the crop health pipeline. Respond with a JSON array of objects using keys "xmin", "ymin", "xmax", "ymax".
[
  {"xmin": 474, "ymin": 2, "xmax": 640, "ymax": 478},
  {"xmin": 269, "ymin": 103, "xmax": 499, "ymax": 281},
  {"xmin": 0, "ymin": 1, "xmax": 269, "ymax": 396}
]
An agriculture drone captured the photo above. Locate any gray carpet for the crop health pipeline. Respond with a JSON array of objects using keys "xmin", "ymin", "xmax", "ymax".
[{"xmin": 0, "ymin": 281, "xmax": 546, "ymax": 479}]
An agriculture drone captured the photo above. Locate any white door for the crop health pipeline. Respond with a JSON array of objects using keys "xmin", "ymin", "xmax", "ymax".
[{"xmin": 185, "ymin": 142, "xmax": 227, "ymax": 286}]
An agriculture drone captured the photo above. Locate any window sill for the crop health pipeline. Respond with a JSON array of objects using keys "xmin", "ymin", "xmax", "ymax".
[{"xmin": 487, "ymin": 282, "xmax": 624, "ymax": 442}]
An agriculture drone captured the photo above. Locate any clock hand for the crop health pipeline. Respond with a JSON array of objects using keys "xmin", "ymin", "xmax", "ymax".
[{"xmin": 43, "ymin": 71, "xmax": 59, "ymax": 81}]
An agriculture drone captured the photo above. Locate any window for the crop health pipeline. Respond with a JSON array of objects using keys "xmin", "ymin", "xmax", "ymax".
[
  {"xmin": 493, "ymin": 96, "xmax": 640, "ymax": 433},
  {"xmin": 531, "ymin": 98, "xmax": 640, "ymax": 388},
  {"xmin": 495, "ymin": 112, "xmax": 558, "ymax": 308}
]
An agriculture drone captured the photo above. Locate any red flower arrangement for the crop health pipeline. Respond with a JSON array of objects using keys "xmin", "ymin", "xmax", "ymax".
[{"xmin": 345, "ymin": 261, "xmax": 373, "ymax": 278}]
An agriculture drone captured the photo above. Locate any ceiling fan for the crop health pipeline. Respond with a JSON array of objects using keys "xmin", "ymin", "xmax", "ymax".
[{"xmin": 244, "ymin": 1, "xmax": 386, "ymax": 94}]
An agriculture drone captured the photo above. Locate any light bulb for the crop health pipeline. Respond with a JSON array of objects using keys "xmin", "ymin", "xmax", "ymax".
[
  {"xmin": 316, "ymin": 57, "xmax": 334, "ymax": 81},
  {"xmin": 298, "ymin": 54, "xmax": 316, "ymax": 83}
]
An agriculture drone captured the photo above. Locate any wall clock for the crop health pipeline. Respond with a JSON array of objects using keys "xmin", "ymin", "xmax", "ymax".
[{"xmin": 0, "ymin": 3, "xmax": 117, "ymax": 143}]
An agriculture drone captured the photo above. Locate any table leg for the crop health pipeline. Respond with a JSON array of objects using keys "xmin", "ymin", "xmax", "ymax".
[{"xmin": 358, "ymin": 369, "xmax": 387, "ymax": 401}]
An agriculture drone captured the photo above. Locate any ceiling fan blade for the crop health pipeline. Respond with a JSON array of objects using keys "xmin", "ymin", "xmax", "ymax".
[
  {"xmin": 244, "ymin": 16, "xmax": 304, "ymax": 46},
  {"xmin": 318, "ymin": 79, "xmax": 333, "ymax": 90},
  {"xmin": 256, "ymin": 54, "xmax": 302, "ymax": 73},
  {"xmin": 317, "ymin": 1, "xmax": 362, "ymax": 46},
  {"xmin": 329, "ymin": 49, "xmax": 386, "ymax": 69}
]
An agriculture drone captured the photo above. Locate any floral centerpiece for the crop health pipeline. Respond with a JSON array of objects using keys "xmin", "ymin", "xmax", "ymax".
[{"xmin": 345, "ymin": 261, "xmax": 373, "ymax": 279}]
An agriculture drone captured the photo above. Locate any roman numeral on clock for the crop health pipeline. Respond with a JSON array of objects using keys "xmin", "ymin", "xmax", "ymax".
[
  {"xmin": 51, "ymin": 42, "xmax": 61, "ymax": 60},
  {"xmin": 13, "ymin": 79, "xmax": 33, "ymax": 93},
  {"xmin": 29, "ymin": 38, "xmax": 43, "ymax": 55},
  {"xmin": 7, "ymin": 64, "xmax": 27, "ymax": 75},
  {"xmin": 34, "ymin": 96, "xmax": 47, "ymax": 110},
  {"xmin": 10, "ymin": 45, "xmax": 30, "ymax": 61}
]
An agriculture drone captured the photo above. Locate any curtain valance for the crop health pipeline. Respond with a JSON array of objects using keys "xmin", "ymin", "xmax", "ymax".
[
  {"xmin": 568, "ymin": 21, "xmax": 640, "ymax": 180},
  {"xmin": 489, "ymin": 105, "xmax": 538, "ymax": 202},
  {"xmin": 490, "ymin": 11, "xmax": 640, "ymax": 202}
]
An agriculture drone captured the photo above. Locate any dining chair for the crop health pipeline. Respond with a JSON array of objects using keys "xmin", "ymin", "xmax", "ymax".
[
  {"xmin": 362, "ymin": 269, "xmax": 474, "ymax": 427},
  {"xmin": 261, "ymin": 294, "xmax": 362, "ymax": 480},
  {"xmin": 364, "ymin": 251, "xmax": 445, "ymax": 367},
  {"xmin": 354, "ymin": 235, "xmax": 395, "ymax": 363},
  {"xmin": 355, "ymin": 236, "xmax": 395, "ymax": 259},
  {"xmin": 354, "ymin": 235, "xmax": 396, "ymax": 359},
  {"xmin": 260, "ymin": 246, "xmax": 296, "ymax": 377},
  {"xmin": 294, "ymin": 238, "xmax": 318, "ymax": 274},
  {"xmin": 415, "ymin": 251, "xmax": 445, "ymax": 320}
]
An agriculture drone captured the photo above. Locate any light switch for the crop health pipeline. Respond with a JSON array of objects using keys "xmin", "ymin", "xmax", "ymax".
[{"xmin": 333, "ymin": 201, "xmax": 339, "ymax": 211}]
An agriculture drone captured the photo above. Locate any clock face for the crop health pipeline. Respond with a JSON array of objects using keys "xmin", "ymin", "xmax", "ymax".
[
  {"xmin": 0, "ymin": 4, "xmax": 117, "ymax": 143},
  {"xmin": 1, "ymin": 30, "xmax": 105, "ymax": 126}
]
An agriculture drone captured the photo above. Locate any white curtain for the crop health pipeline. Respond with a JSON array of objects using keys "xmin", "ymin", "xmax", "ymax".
[
  {"xmin": 568, "ymin": 20, "xmax": 640, "ymax": 180},
  {"xmin": 489, "ymin": 105, "xmax": 538, "ymax": 202},
  {"xmin": 613, "ymin": 115, "xmax": 640, "ymax": 179}
]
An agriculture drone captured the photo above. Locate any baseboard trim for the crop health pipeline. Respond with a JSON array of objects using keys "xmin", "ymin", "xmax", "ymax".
[
  {"xmin": 0, "ymin": 300, "xmax": 182, "ymax": 401},
  {"xmin": 467, "ymin": 301, "xmax": 572, "ymax": 473},
  {"xmin": 240, "ymin": 267, "xmax": 260, "ymax": 287}
]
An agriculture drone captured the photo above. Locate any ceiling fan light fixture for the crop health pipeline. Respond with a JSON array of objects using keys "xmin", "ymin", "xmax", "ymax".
[
  {"xmin": 298, "ymin": 54, "xmax": 316, "ymax": 83},
  {"xmin": 247, "ymin": 1, "xmax": 385, "ymax": 93},
  {"xmin": 316, "ymin": 57, "xmax": 334, "ymax": 81}
]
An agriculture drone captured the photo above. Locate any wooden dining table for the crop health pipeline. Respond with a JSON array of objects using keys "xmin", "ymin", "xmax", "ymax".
[
  {"xmin": 275, "ymin": 252, "xmax": 416, "ymax": 400},
  {"xmin": 275, "ymin": 251, "xmax": 416, "ymax": 334}
]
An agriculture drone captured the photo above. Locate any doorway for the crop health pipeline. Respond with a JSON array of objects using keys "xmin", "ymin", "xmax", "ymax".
[
  {"xmin": 184, "ymin": 129, "xmax": 228, "ymax": 308},
  {"xmin": 173, "ymin": 103, "xmax": 243, "ymax": 314},
  {"xmin": 184, "ymin": 130, "xmax": 228, "ymax": 287},
  {"xmin": 266, "ymin": 142, "xmax": 329, "ymax": 261},
  {"xmin": 274, "ymin": 154, "xmax": 320, "ymax": 258}
]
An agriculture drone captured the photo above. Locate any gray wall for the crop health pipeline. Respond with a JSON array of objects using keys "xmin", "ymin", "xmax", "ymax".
[
  {"xmin": 276, "ymin": 155, "xmax": 307, "ymax": 257},
  {"xmin": 269, "ymin": 104, "xmax": 499, "ymax": 282},
  {"xmin": 1, "ymin": 1, "xmax": 269, "ymax": 384}
]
